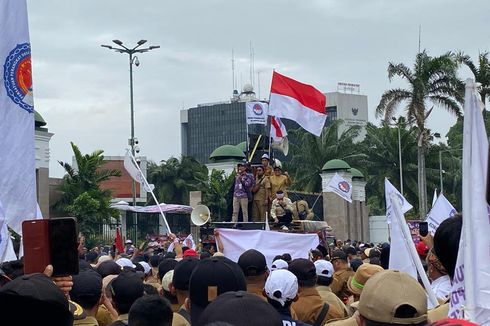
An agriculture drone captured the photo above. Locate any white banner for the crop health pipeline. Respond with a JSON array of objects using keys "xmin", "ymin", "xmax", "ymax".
[
  {"xmin": 246, "ymin": 102, "xmax": 268, "ymax": 125},
  {"xmin": 326, "ymin": 173, "xmax": 353, "ymax": 203},
  {"xmin": 217, "ymin": 228, "xmax": 319, "ymax": 267},
  {"xmin": 449, "ymin": 79, "xmax": 490, "ymax": 323},
  {"xmin": 425, "ymin": 193, "xmax": 457, "ymax": 234},
  {"xmin": 124, "ymin": 149, "xmax": 154, "ymax": 192},
  {"xmin": 384, "ymin": 178, "xmax": 413, "ymax": 224},
  {"xmin": 0, "ymin": 0, "xmax": 37, "ymax": 236}
]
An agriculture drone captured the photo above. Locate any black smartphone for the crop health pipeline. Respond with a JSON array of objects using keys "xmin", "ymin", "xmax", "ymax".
[
  {"xmin": 419, "ymin": 222, "xmax": 429, "ymax": 237},
  {"xmin": 49, "ymin": 217, "xmax": 79, "ymax": 276}
]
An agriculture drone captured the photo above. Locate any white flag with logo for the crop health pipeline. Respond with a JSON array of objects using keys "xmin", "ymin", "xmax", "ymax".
[
  {"xmin": 425, "ymin": 193, "xmax": 457, "ymax": 234},
  {"xmin": 0, "ymin": 0, "xmax": 37, "ymax": 235},
  {"xmin": 326, "ymin": 173, "xmax": 352, "ymax": 203},
  {"xmin": 448, "ymin": 79, "xmax": 490, "ymax": 323},
  {"xmin": 124, "ymin": 150, "xmax": 154, "ymax": 193},
  {"xmin": 384, "ymin": 178, "xmax": 413, "ymax": 224},
  {"xmin": 246, "ymin": 102, "xmax": 268, "ymax": 125}
]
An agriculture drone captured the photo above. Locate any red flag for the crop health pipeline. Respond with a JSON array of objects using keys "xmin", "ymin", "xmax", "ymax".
[
  {"xmin": 268, "ymin": 71, "xmax": 327, "ymax": 136},
  {"xmin": 115, "ymin": 227, "xmax": 124, "ymax": 254}
]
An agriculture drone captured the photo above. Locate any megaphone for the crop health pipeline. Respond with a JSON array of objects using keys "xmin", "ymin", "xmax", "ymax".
[
  {"xmin": 191, "ymin": 204, "xmax": 211, "ymax": 226},
  {"xmin": 272, "ymin": 137, "xmax": 289, "ymax": 156}
]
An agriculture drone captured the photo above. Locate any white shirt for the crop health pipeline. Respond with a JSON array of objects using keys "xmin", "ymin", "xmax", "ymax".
[{"xmin": 431, "ymin": 275, "xmax": 451, "ymax": 301}]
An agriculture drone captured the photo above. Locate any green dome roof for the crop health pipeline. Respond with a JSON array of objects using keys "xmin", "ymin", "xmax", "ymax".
[
  {"xmin": 34, "ymin": 110, "xmax": 47, "ymax": 127},
  {"xmin": 349, "ymin": 167, "xmax": 364, "ymax": 179},
  {"xmin": 236, "ymin": 141, "xmax": 247, "ymax": 153},
  {"xmin": 209, "ymin": 145, "xmax": 246, "ymax": 161},
  {"xmin": 322, "ymin": 159, "xmax": 351, "ymax": 171}
]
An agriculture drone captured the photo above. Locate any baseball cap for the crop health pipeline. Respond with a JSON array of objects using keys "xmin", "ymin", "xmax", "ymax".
[
  {"xmin": 111, "ymin": 270, "xmax": 144, "ymax": 305},
  {"xmin": 270, "ymin": 259, "xmax": 288, "ymax": 271},
  {"xmin": 188, "ymin": 257, "xmax": 247, "ymax": 324},
  {"xmin": 314, "ymin": 259, "xmax": 334, "ymax": 278},
  {"xmin": 183, "ymin": 248, "xmax": 198, "ymax": 258},
  {"xmin": 172, "ymin": 257, "xmax": 199, "ymax": 291},
  {"xmin": 162, "ymin": 270, "xmax": 174, "ymax": 292},
  {"xmin": 0, "ymin": 273, "xmax": 73, "ymax": 325},
  {"xmin": 350, "ymin": 258, "xmax": 364, "ymax": 272},
  {"xmin": 197, "ymin": 291, "xmax": 282, "ymax": 326},
  {"xmin": 343, "ymin": 246, "xmax": 357, "ymax": 256},
  {"xmin": 237, "ymin": 249, "xmax": 267, "ymax": 276},
  {"xmin": 116, "ymin": 258, "xmax": 136, "ymax": 269},
  {"xmin": 261, "ymin": 153, "xmax": 270, "ymax": 160},
  {"xmin": 331, "ymin": 250, "xmax": 348, "ymax": 262},
  {"xmin": 97, "ymin": 260, "xmax": 122, "ymax": 278},
  {"xmin": 347, "ymin": 263, "xmax": 384, "ymax": 295},
  {"xmin": 264, "ymin": 270, "xmax": 298, "ymax": 306},
  {"xmin": 137, "ymin": 261, "xmax": 151, "ymax": 275},
  {"xmin": 70, "ymin": 270, "xmax": 103, "ymax": 306},
  {"xmin": 157, "ymin": 258, "xmax": 178, "ymax": 278},
  {"xmin": 95, "ymin": 254, "xmax": 112, "ymax": 267},
  {"xmin": 364, "ymin": 248, "xmax": 372, "ymax": 257},
  {"xmin": 358, "ymin": 270, "xmax": 427, "ymax": 324},
  {"xmin": 288, "ymin": 258, "xmax": 316, "ymax": 282},
  {"xmin": 125, "ymin": 239, "xmax": 133, "ymax": 245},
  {"xmin": 416, "ymin": 242, "xmax": 429, "ymax": 257}
]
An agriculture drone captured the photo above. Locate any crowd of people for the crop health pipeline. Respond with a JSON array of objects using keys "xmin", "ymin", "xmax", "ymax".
[{"xmin": 0, "ymin": 213, "xmax": 477, "ymax": 326}]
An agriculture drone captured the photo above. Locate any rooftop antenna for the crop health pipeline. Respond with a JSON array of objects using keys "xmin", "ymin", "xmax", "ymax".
[
  {"xmin": 257, "ymin": 70, "xmax": 261, "ymax": 100},
  {"xmin": 418, "ymin": 25, "xmax": 421, "ymax": 54},
  {"xmin": 249, "ymin": 41, "xmax": 253, "ymax": 86},
  {"xmin": 232, "ymin": 48, "xmax": 236, "ymax": 92}
]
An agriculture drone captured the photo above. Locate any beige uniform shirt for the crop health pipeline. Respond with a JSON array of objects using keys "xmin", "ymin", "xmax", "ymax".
[
  {"xmin": 291, "ymin": 286, "xmax": 344, "ymax": 325},
  {"xmin": 331, "ymin": 268, "xmax": 355, "ymax": 300},
  {"xmin": 316, "ymin": 285, "xmax": 351, "ymax": 317},
  {"xmin": 74, "ymin": 316, "xmax": 99, "ymax": 326}
]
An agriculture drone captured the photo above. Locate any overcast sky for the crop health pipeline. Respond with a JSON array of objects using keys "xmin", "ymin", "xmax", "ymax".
[{"xmin": 26, "ymin": 0, "xmax": 490, "ymax": 177}]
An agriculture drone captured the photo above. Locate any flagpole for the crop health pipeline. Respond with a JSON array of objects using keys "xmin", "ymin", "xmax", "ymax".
[
  {"xmin": 390, "ymin": 192, "xmax": 439, "ymax": 307},
  {"xmin": 128, "ymin": 151, "xmax": 172, "ymax": 234}
]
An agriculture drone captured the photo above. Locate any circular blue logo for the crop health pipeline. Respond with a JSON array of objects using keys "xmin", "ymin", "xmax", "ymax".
[
  {"xmin": 3, "ymin": 43, "xmax": 33, "ymax": 113},
  {"xmin": 253, "ymin": 103, "xmax": 263, "ymax": 115},
  {"xmin": 338, "ymin": 181, "xmax": 350, "ymax": 193}
]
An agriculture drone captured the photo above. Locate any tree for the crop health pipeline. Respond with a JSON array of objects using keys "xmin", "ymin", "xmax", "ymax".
[
  {"xmin": 55, "ymin": 142, "xmax": 121, "ymax": 235},
  {"xmin": 286, "ymin": 120, "xmax": 366, "ymax": 193},
  {"xmin": 202, "ymin": 169, "xmax": 235, "ymax": 221},
  {"xmin": 147, "ymin": 156, "xmax": 208, "ymax": 205},
  {"xmin": 456, "ymin": 51, "xmax": 490, "ymax": 108},
  {"xmin": 376, "ymin": 50, "xmax": 463, "ymax": 216}
]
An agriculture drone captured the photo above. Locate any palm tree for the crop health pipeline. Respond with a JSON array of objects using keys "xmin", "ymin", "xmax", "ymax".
[
  {"xmin": 202, "ymin": 169, "xmax": 235, "ymax": 221},
  {"xmin": 147, "ymin": 156, "xmax": 208, "ymax": 205},
  {"xmin": 55, "ymin": 142, "xmax": 121, "ymax": 234},
  {"xmin": 456, "ymin": 51, "xmax": 490, "ymax": 108},
  {"xmin": 376, "ymin": 51, "xmax": 463, "ymax": 216},
  {"xmin": 286, "ymin": 120, "xmax": 366, "ymax": 193}
]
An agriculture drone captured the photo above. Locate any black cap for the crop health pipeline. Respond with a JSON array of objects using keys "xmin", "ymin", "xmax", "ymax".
[
  {"xmin": 189, "ymin": 257, "xmax": 247, "ymax": 325},
  {"xmin": 197, "ymin": 291, "xmax": 282, "ymax": 326},
  {"xmin": 343, "ymin": 246, "xmax": 357, "ymax": 256},
  {"xmin": 0, "ymin": 273, "xmax": 72, "ymax": 325},
  {"xmin": 96, "ymin": 260, "xmax": 121, "ymax": 278},
  {"xmin": 70, "ymin": 270, "xmax": 102, "ymax": 303},
  {"xmin": 111, "ymin": 270, "xmax": 144, "ymax": 304},
  {"xmin": 158, "ymin": 258, "xmax": 178, "ymax": 279},
  {"xmin": 172, "ymin": 257, "xmax": 199, "ymax": 291},
  {"xmin": 149, "ymin": 255, "xmax": 160, "ymax": 268},
  {"xmin": 85, "ymin": 251, "xmax": 99, "ymax": 263},
  {"xmin": 237, "ymin": 249, "xmax": 267, "ymax": 277},
  {"xmin": 350, "ymin": 258, "xmax": 363, "ymax": 272},
  {"xmin": 288, "ymin": 258, "xmax": 316, "ymax": 282},
  {"xmin": 331, "ymin": 250, "xmax": 348, "ymax": 262}
]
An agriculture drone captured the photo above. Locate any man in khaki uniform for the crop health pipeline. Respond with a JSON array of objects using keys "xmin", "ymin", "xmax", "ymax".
[
  {"xmin": 252, "ymin": 165, "xmax": 271, "ymax": 222},
  {"xmin": 314, "ymin": 259, "xmax": 351, "ymax": 318},
  {"xmin": 330, "ymin": 250, "xmax": 354, "ymax": 302},
  {"xmin": 289, "ymin": 258, "xmax": 344, "ymax": 325},
  {"xmin": 70, "ymin": 270, "xmax": 104, "ymax": 326},
  {"xmin": 237, "ymin": 249, "xmax": 269, "ymax": 299}
]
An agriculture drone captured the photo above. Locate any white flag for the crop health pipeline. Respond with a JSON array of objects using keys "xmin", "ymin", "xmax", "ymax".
[
  {"xmin": 124, "ymin": 150, "xmax": 154, "ymax": 193},
  {"xmin": 449, "ymin": 79, "xmax": 490, "ymax": 323},
  {"xmin": 0, "ymin": 0, "xmax": 37, "ymax": 235},
  {"xmin": 246, "ymin": 102, "xmax": 268, "ymax": 125},
  {"xmin": 426, "ymin": 193, "xmax": 457, "ymax": 234},
  {"xmin": 384, "ymin": 178, "xmax": 413, "ymax": 224},
  {"xmin": 432, "ymin": 188, "xmax": 438, "ymax": 207},
  {"xmin": 326, "ymin": 173, "xmax": 353, "ymax": 203},
  {"xmin": 183, "ymin": 234, "xmax": 196, "ymax": 250}
]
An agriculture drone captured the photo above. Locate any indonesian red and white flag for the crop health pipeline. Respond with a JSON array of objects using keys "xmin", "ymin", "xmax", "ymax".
[
  {"xmin": 268, "ymin": 71, "xmax": 327, "ymax": 136},
  {"xmin": 270, "ymin": 116, "xmax": 287, "ymax": 141}
]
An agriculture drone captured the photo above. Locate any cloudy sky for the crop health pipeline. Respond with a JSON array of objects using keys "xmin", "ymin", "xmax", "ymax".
[{"xmin": 26, "ymin": 0, "xmax": 490, "ymax": 177}]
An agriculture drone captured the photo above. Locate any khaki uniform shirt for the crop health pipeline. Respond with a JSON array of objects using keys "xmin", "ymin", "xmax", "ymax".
[
  {"xmin": 316, "ymin": 285, "xmax": 351, "ymax": 317},
  {"xmin": 291, "ymin": 287, "xmax": 344, "ymax": 325},
  {"xmin": 331, "ymin": 268, "xmax": 355, "ymax": 300},
  {"xmin": 270, "ymin": 197, "xmax": 293, "ymax": 219},
  {"xmin": 74, "ymin": 316, "xmax": 99, "ymax": 326},
  {"xmin": 172, "ymin": 312, "xmax": 191, "ymax": 326},
  {"xmin": 326, "ymin": 312, "xmax": 360, "ymax": 326},
  {"xmin": 96, "ymin": 304, "xmax": 115, "ymax": 326},
  {"xmin": 270, "ymin": 174, "xmax": 292, "ymax": 199},
  {"xmin": 428, "ymin": 302, "xmax": 449, "ymax": 322},
  {"xmin": 253, "ymin": 175, "xmax": 271, "ymax": 202}
]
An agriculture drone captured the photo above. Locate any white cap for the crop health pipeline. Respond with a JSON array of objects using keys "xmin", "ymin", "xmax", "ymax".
[
  {"xmin": 265, "ymin": 270, "xmax": 298, "ymax": 306},
  {"xmin": 314, "ymin": 259, "xmax": 334, "ymax": 278},
  {"xmin": 116, "ymin": 258, "xmax": 136, "ymax": 269},
  {"xmin": 270, "ymin": 259, "xmax": 288, "ymax": 271},
  {"xmin": 162, "ymin": 270, "xmax": 174, "ymax": 292},
  {"xmin": 125, "ymin": 239, "xmax": 133, "ymax": 244},
  {"xmin": 138, "ymin": 261, "xmax": 151, "ymax": 275},
  {"xmin": 95, "ymin": 254, "xmax": 112, "ymax": 267},
  {"xmin": 261, "ymin": 153, "xmax": 270, "ymax": 160}
]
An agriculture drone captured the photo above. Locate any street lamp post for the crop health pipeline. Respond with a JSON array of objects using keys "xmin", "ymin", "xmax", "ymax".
[
  {"xmin": 392, "ymin": 117, "xmax": 404, "ymax": 194},
  {"xmin": 101, "ymin": 40, "xmax": 160, "ymax": 242}
]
